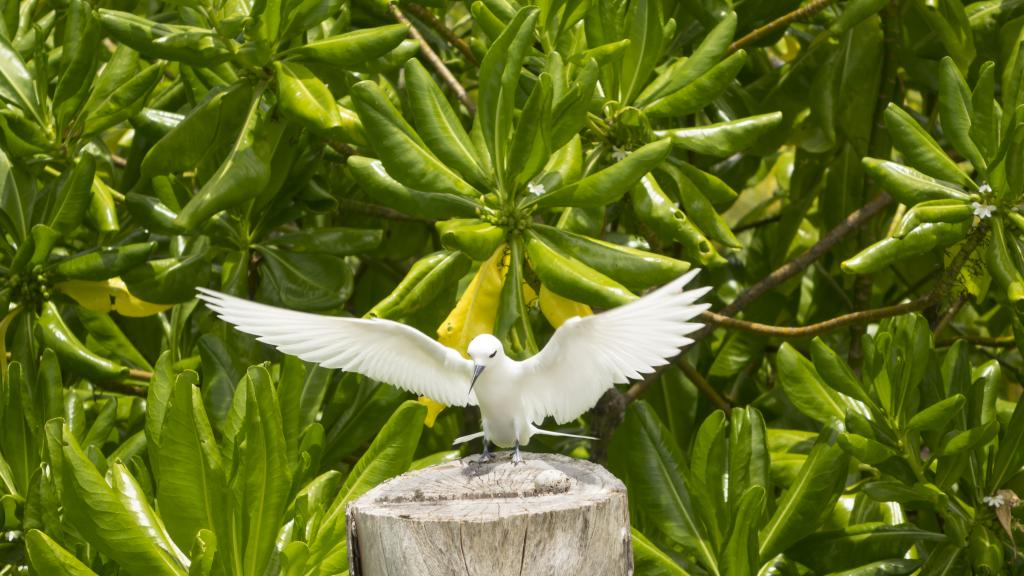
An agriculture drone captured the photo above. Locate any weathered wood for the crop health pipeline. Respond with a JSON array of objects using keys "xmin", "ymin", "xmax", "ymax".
[{"xmin": 346, "ymin": 451, "xmax": 632, "ymax": 576}]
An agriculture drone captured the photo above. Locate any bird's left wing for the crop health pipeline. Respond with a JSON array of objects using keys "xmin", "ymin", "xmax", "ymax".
[
  {"xmin": 197, "ymin": 288, "xmax": 476, "ymax": 407},
  {"xmin": 520, "ymin": 269, "xmax": 710, "ymax": 424}
]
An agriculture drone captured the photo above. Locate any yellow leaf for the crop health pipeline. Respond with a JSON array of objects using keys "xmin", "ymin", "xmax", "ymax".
[
  {"xmin": 418, "ymin": 396, "xmax": 446, "ymax": 427},
  {"xmin": 436, "ymin": 244, "xmax": 507, "ymax": 356},
  {"xmin": 539, "ymin": 283, "xmax": 592, "ymax": 327},
  {"xmin": 55, "ymin": 278, "xmax": 172, "ymax": 317}
]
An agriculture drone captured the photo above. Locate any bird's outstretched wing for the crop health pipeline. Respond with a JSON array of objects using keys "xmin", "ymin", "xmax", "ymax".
[
  {"xmin": 520, "ymin": 269, "xmax": 710, "ymax": 424},
  {"xmin": 196, "ymin": 288, "xmax": 476, "ymax": 407}
]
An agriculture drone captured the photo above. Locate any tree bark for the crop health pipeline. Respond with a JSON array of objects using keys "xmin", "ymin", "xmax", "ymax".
[{"xmin": 347, "ymin": 451, "xmax": 632, "ymax": 575}]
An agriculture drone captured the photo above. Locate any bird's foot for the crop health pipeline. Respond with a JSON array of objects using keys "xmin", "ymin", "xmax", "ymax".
[
  {"xmin": 479, "ymin": 442, "xmax": 492, "ymax": 463},
  {"xmin": 511, "ymin": 440, "xmax": 522, "ymax": 466}
]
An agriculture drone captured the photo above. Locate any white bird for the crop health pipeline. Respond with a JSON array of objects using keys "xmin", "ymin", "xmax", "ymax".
[{"xmin": 196, "ymin": 269, "xmax": 710, "ymax": 464}]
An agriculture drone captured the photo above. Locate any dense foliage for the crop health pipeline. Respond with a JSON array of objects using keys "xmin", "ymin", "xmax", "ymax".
[{"xmin": 2, "ymin": 0, "xmax": 1024, "ymax": 573}]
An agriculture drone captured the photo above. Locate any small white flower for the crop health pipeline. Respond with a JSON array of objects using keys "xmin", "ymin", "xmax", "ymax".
[
  {"xmin": 527, "ymin": 182, "xmax": 546, "ymax": 196},
  {"xmin": 972, "ymin": 202, "xmax": 996, "ymax": 219},
  {"xmin": 979, "ymin": 183, "xmax": 993, "ymax": 195},
  {"xmin": 3, "ymin": 530, "xmax": 21, "ymax": 542},
  {"xmin": 983, "ymin": 494, "xmax": 1006, "ymax": 508},
  {"xmin": 611, "ymin": 146, "xmax": 629, "ymax": 161}
]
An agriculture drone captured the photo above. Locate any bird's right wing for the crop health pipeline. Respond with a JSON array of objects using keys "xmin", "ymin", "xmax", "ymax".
[
  {"xmin": 197, "ymin": 288, "xmax": 476, "ymax": 407},
  {"xmin": 520, "ymin": 270, "xmax": 710, "ymax": 424}
]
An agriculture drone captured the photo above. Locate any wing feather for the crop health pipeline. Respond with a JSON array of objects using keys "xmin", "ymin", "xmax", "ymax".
[
  {"xmin": 521, "ymin": 269, "xmax": 710, "ymax": 424},
  {"xmin": 196, "ymin": 288, "xmax": 476, "ymax": 407}
]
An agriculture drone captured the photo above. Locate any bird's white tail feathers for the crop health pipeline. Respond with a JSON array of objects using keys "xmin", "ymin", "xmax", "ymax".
[
  {"xmin": 530, "ymin": 426, "xmax": 598, "ymax": 441},
  {"xmin": 452, "ymin": 431, "xmax": 484, "ymax": 446}
]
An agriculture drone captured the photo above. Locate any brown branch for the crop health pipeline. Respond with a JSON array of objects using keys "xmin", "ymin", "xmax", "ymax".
[
  {"xmin": 713, "ymin": 193, "xmax": 894, "ymax": 325},
  {"xmin": 729, "ymin": 0, "xmax": 837, "ymax": 53},
  {"xmin": 700, "ymin": 301, "xmax": 927, "ymax": 338},
  {"xmin": 389, "ymin": 3, "xmax": 476, "ymax": 115},
  {"xmin": 401, "ymin": 2, "xmax": 479, "ymax": 66},
  {"xmin": 698, "ymin": 223, "xmax": 989, "ymax": 340}
]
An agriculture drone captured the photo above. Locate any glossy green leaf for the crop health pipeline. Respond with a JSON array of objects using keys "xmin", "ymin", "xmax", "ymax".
[
  {"xmin": 156, "ymin": 372, "xmax": 229, "ymax": 556},
  {"xmin": 61, "ymin": 424, "xmax": 188, "ymax": 576},
  {"xmin": 631, "ymin": 528, "xmax": 689, "ymax": 576},
  {"xmin": 759, "ymin": 424, "xmax": 850, "ymax": 560},
  {"xmin": 306, "ymin": 401, "xmax": 426, "ymax": 573},
  {"xmin": 350, "ymin": 80, "xmax": 479, "ymax": 197},
  {"xmin": 403, "ymin": 58, "xmax": 490, "ymax": 189},
  {"xmin": 656, "ymin": 112, "xmax": 783, "ymax": 156},
  {"xmin": 477, "ymin": 7, "xmax": 539, "ymax": 184},
  {"xmin": 613, "ymin": 401, "xmax": 718, "ymax": 573},
  {"xmin": 25, "ymin": 529, "xmax": 99, "ymax": 575}
]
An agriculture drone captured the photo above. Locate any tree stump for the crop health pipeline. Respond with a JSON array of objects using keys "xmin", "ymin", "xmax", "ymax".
[{"xmin": 346, "ymin": 451, "xmax": 632, "ymax": 576}]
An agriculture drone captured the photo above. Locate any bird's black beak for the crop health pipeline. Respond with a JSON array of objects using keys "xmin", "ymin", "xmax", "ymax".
[{"xmin": 469, "ymin": 364, "xmax": 485, "ymax": 394}]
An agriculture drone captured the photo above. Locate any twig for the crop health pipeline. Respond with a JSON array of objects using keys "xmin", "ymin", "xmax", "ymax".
[
  {"xmin": 402, "ymin": 2, "xmax": 479, "ymax": 66},
  {"xmin": 698, "ymin": 224, "xmax": 989, "ymax": 339},
  {"xmin": 714, "ymin": 193, "xmax": 894, "ymax": 324},
  {"xmin": 729, "ymin": 0, "xmax": 837, "ymax": 53},
  {"xmin": 389, "ymin": 3, "xmax": 476, "ymax": 115},
  {"xmin": 932, "ymin": 294, "xmax": 966, "ymax": 337},
  {"xmin": 700, "ymin": 302, "xmax": 927, "ymax": 338},
  {"xmin": 679, "ymin": 358, "xmax": 732, "ymax": 412}
]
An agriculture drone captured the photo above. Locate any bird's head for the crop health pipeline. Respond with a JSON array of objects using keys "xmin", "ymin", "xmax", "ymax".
[{"xmin": 467, "ymin": 334, "xmax": 503, "ymax": 393}]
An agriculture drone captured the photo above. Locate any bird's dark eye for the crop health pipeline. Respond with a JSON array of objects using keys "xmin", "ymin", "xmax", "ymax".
[{"xmin": 489, "ymin": 350, "xmax": 497, "ymax": 358}]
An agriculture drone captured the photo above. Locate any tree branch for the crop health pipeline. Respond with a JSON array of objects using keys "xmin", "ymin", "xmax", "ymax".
[
  {"xmin": 729, "ymin": 0, "xmax": 837, "ymax": 54},
  {"xmin": 389, "ymin": 3, "xmax": 476, "ymax": 115},
  {"xmin": 401, "ymin": 2, "xmax": 479, "ymax": 66},
  {"xmin": 710, "ymin": 192, "xmax": 894, "ymax": 329}
]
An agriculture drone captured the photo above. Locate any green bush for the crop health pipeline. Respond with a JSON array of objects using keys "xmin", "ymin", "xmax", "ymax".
[{"xmin": 2, "ymin": 0, "xmax": 1024, "ymax": 573}]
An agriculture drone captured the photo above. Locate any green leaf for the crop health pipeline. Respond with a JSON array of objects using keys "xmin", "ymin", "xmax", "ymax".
[
  {"xmin": 110, "ymin": 462, "xmax": 189, "ymax": 567},
  {"xmin": 477, "ymin": 7, "xmax": 539, "ymax": 186},
  {"xmin": 156, "ymin": 372, "xmax": 230, "ymax": 559},
  {"xmin": 306, "ymin": 401, "xmax": 427, "ymax": 573},
  {"xmin": 759, "ymin": 424, "xmax": 850, "ymax": 560},
  {"xmin": 25, "ymin": 529, "xmax": 99, "ymax": 575},
  {"xmin": 619, "ymin": 0, "xmax": 664, "ymax": 104},
  {"xmin": 507, "ymin": 73, "xmax": 553, "ymax": 187},
  {"xmin": 611, "ymin": 401, "xmax": 718, "ymax": 573},
  {"xmin": 643, "ymin": 50, "xmax": 747, "ymax": 118},
  {"xmin": 531, "ymin": 138, "xmax": 671, "ymax": 208},
  {"xmin": 883, "ymin": 104, "xmax": 973, "ymax": 187},
  {"xmin": 989, "ymin": 392, "xmax": 1024, "ymax": 491},
  {"xmin": 631, "ymin": 528, "xmax": 689, "ymax": 576},
  {"xmin": 47, "ymin": 154, "xmax": 95, "ymax": 234},
  {"xmin": 720, "ymin": 486, "xmax": 765, "ymax": 576},
  {"xmin": 636, "ymin": 12, "xmax": 736, "ymax": 107},
  {"xmin": 655, "ymin": 112, "xmax": 783, "ymax": 156},
  {"xmin": 0, "ymin": 33, "xmax": 42, "ymax": 124},
  {"xmin": 175, "ymin": 90, "xmax": 285, "ymax": 228},
  {"xmin": 350, "ymin": 80, "xmax": 479, "ymax": 197},
  {"xmin": 938, "ymin": 56, "xmax": 986, "ymax": 174},
  {"xmin": 280, "ymin": 24, "xmax": 409, "ymax": 67},
  {"xmin": 403, "ymin": 58, "xmax": 490, "ymax": 190},
  {"xmin": 906, "ymin": 394, "xmax": 966, "ymax": 432},
  {"xmin": 122, "ymin": 247, "xmax": 211, "ymax": 305},
  {"xmin": 80, "ymin": 62, "xmax": 163, "ymax": 137},
  {"xmin": 61, "ymin": 424, "xmax": 188, "ymax": 576},
  {"xmin": 777, "ymin": 343, "xmax": 862, "ymax": 425},
  {"xmin": 788, "ymin": 523, "xmax": 942, "ymax": 574},
  {"xmin": 254, "ymin": 246, "xmax": 353, "ymax": 311},
  {"xmin": 238, "ymin": 366, "xmax": 292, "ymax": 576}
]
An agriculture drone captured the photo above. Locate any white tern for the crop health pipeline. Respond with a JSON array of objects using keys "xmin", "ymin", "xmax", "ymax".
[{"xmin": 196, "ymin": 268, "xmax": 709, "ymax": 464}]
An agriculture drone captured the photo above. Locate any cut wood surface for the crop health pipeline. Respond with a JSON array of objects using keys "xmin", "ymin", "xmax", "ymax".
[{"xmin": 346, "ymin": 451, "xmax": 632, "ymax": 576}]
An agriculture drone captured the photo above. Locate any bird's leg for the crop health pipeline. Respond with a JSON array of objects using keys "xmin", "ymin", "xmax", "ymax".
[
  {"xmin": 480, "ymin": 438, "xmax": 492, "ymax": 463},
  {"xmin": 511, "ymin": 439, "xmax": 522, "ymax": 465}
]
